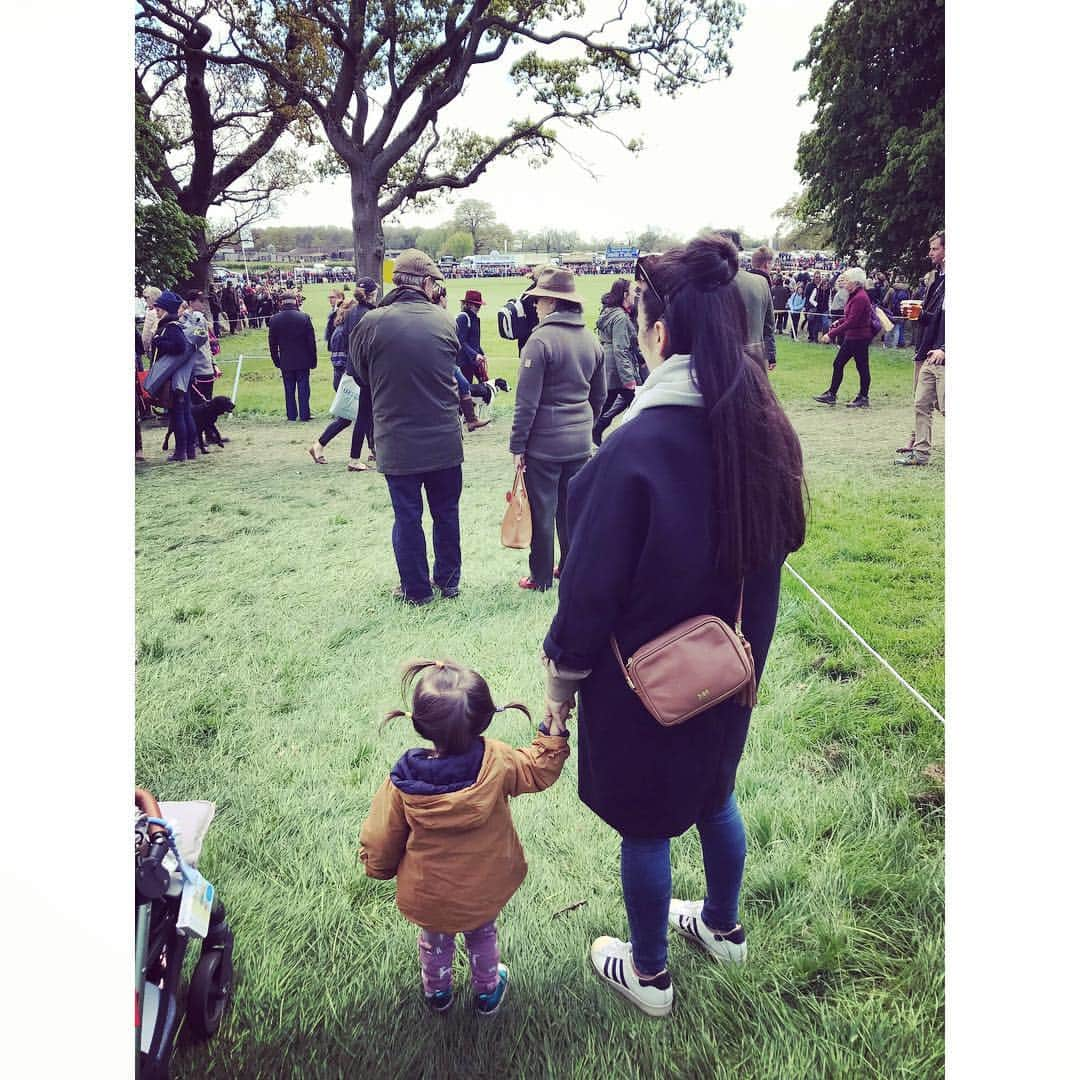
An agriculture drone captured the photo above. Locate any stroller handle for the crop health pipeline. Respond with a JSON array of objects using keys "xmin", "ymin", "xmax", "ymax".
[
  {"xmin": 135, "ymin": 788, "xmax": 166, "ymax": 836},
  {"xmin": 136, "ymin": 833, "xmax": 172, "ymax": 900}
]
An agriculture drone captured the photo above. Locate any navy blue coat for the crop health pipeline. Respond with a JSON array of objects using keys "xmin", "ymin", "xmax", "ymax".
[
  {"xmin": 455, "ymin": 309, "xmax": 482, "ymax": 369},
  {"xmin": 543, "ymin": 405, "xmax": 784, "ymax": 838},
  {"xmin": 267, "ymin": 306, "xmax": 317, "ymax": 371}
]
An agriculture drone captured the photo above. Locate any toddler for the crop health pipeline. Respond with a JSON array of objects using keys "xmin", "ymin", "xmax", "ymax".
[{"xmin": 359, "ymin": 658, "xmax": 569, "ymax": 1015}]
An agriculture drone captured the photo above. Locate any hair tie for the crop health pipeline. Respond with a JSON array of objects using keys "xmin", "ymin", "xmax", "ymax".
[
  {"xmin": 404, "ymin": 711, "xmax": 413, "ymax": 720},
  {"xmin": 493, "ymin": 706, "xmax": 505, "ymax": 713},
  {"xmin": 434, "ymin": 660, "xmax": 444, "ymax": 669}
]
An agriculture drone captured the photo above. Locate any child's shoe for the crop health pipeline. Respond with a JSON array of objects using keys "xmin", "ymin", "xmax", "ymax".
[
  {"xmin": 589, "ymin": 937, "xmax": 673, "ymax": 1018},
  {"xmin": 475, "ymin": 963, "xmax": 509, "ymax": 1016},
  {"xmin": 668, "ymin": 899, "xmax": 747, "ymax": 965},
  {"xmin": 424, "ymin": 988, "xmax": 454, "ymax": 1015}
]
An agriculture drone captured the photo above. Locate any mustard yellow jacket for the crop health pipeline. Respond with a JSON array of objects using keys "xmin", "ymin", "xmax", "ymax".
[{"xmin": 359, "ymin": 734, "xmax": 569, "ymax": 933}]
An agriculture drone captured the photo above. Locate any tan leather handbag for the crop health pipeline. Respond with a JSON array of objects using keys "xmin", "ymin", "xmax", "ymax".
[
  {"xmin": 500, "ymin": 462, "xmax": 532, "ymax": 549},
  {"xmin": 610, "ymin": 588, "xmax": 756, "ymax": 727}
]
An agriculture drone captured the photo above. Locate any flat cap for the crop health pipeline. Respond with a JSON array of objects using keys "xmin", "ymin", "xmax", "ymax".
[{"xmin": 393, "ymin": 248, "xmax": 444, "ymax": 280}]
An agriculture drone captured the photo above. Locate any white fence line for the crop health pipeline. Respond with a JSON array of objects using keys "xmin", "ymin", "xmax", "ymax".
[{"xmin": 782, "ymin": 560, "xmax": 945, "ymax": 725}]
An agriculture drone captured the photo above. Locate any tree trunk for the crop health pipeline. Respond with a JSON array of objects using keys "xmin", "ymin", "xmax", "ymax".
[
  {"xmin": 179, "ymin": 224, "xmax": 214, "ymax": 295},
  {"xmin": 350, "ymin": 170, "xmax": 385, "ymax": 285}
]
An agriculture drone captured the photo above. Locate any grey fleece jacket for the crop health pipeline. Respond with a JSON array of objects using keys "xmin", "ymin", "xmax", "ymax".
[
  {"xmin": 509, "ymin": 309, "xmax": 606, "ymax": 461},
  {"xmin": 596, "ymin": 306, "xmax": 638, "ymax": 390}
]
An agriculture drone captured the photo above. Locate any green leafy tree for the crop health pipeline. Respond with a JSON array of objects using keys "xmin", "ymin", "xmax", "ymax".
[
  {"xmin": 415, "ymin": 226, "xmax": 451, "ymax": 259},
  {"xmin": 453, "ymin": 199, "xmax": 498, "ymax": 254},
  {"xmin": 135, "ymin": 110, "xmax": 201, "ymax": 290},
  {"xmin": 443, "ymin": 231, "xmax": 475, "ymax": 261},
  {"xmin": 135, "ymin": 4, "xmax": 314, "ymax": 290},
  {"xmin": 636, "ymin": 226, "xmax": 684, "ymax": 253},
  {"xmin": 136, "ymin": 201, "xmax": 201, "ymax": 291},
  {"xmin": 772, "ymin": 193, "xmax": 833, "ymax": 251},
  {"xmin": 795, "ymin": 0, "xmax": 944, "ymax": 276},
  {"xmin": 148, "ymin": 0, "xmax": 745, "ymax": 281}
]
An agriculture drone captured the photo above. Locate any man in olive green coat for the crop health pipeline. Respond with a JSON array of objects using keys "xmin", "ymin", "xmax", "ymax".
[
  {"xmin": 720, "ymin": 231, "xmax": 776, "ymax": 372},
  {"xmin": 350, "ymin": 250, "xmax": 464, "ymax": 605}
]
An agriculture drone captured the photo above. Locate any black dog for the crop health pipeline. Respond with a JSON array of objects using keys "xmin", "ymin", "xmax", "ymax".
[{"xmin": 162, "ymin": 395, "xmax": 235, "ymax": 453}]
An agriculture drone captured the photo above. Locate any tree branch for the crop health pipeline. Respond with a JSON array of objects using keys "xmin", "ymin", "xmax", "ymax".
[{"xmin": 378, "ymin": 114, "xmax": 558, "ymax": 217}]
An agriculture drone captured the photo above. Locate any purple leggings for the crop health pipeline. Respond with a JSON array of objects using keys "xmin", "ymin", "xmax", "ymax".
[{"xmin": 418, "ymin": 921, "xmax": 499, "ymax": 994}]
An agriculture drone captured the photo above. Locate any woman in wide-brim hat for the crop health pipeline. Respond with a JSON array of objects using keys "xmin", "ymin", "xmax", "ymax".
[{"xmin": 507, "ymin": 266, "xmax": 606, "ymax": 591}]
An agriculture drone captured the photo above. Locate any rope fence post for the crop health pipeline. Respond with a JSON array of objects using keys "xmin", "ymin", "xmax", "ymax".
[{"xmin": 230, "ymin": 355, "xmax": 243, "ymax": 414}]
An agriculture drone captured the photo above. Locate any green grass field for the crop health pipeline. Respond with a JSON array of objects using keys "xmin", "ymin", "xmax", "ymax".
[{"xmin": 136, "ymin": 275, "xmax": 944, "ymax": 1079}]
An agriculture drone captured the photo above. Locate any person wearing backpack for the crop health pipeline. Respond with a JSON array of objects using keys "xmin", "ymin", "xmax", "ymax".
[{"xmin": 498, "ymin": 270, "xmax": 541, "ymax": 355}]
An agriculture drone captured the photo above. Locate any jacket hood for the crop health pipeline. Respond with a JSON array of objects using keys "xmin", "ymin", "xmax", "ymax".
[
  {"xmin": 596, "ymin": 306, "xmax": 622, "ymax": 333},
  {"xmin": 390, "ymin": 738, "xmax": 505, "ymax": 832}
]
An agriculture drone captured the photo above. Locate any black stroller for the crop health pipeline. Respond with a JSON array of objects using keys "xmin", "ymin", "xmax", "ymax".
[{"xmin": 135, "ymin": 789, "xmax": 234, "ymax": 1080}]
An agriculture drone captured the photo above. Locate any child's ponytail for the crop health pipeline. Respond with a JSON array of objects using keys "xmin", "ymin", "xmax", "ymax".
[{"xmin": 496, "ymin": 701, "xmax": 532, "ymax": 725}]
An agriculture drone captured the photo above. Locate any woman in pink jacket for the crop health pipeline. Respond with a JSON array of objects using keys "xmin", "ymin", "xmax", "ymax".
[{"xmin": 813, "ymin": 267, "xmax": 876, "ymax": 408}]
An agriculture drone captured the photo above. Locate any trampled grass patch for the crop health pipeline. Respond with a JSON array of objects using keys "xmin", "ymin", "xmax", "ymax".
[{"xmin": 137, "ymin": 301, "xmax": 944, "ymax": 1078}]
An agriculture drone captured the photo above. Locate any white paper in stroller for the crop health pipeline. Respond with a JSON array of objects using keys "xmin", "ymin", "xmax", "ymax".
[{"xmin": 159, "ymin": 800, "xmax": 216, "ymax": 867}]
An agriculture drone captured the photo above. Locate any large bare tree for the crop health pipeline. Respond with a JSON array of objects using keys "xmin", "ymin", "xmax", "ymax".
[
  {"xmin": 137, "ymin": 0, "xmax": 745, "ymax": 280},
  {"xmin": 136, "ymin": 2, "xmax": 314, "ymax": 289}
]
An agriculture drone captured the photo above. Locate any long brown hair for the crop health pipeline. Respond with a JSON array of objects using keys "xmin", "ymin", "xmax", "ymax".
[
  {"xmin": 637, "ymin": 234, "xmax": 807, "ymax": 576},
  {"xmin": 382, "ymin": 659, "xmax": 532, "ymax": 755}
]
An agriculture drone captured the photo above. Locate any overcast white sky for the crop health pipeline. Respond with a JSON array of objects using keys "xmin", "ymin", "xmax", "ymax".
[{"xmin": 270, "ymin": 0, "xmax": 833, "ymax": 243}]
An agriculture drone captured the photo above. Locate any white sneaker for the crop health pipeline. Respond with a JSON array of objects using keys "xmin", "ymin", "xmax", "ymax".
[
  {"xmin": 589, "ymin": 936, "xmax": 673, "ymax": 1018},
  {"xmin": 668, "ymin": 900, "xmax": 747, "ymax": 964}
]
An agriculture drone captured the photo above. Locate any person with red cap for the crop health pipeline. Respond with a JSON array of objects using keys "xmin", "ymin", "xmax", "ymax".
[{"xmin": 455, "ymin": 289, "xmax": 488, "ymax": 387}]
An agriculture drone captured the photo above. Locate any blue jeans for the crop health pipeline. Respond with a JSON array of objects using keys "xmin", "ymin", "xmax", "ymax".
[
  {"xmin": 620, "ymin": 792, "xmax": 746, "ymax": 976},
  {"xmin": 454, "ymin": 366, "xmax": 471, "ymax": 399},
  {"xmin": 170, "ymin": 389, "xmax": 197, "ymax": 458},
  {"xmin": 384, "ymin": 465, "xmax": 462, "ymax": 601},
  {"xmin": 281, "ymin": 370, "xmax": 311, "ymax": 420}
]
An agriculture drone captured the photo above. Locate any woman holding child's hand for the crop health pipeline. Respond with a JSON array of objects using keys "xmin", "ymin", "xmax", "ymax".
[{"xmin": 539, "ymin": 235, "xmax": 807, "ymax": 1018}]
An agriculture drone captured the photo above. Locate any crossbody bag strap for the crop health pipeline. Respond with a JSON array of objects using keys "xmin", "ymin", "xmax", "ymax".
[
  {"xmin": 734, "ymin": 580, "xmax": 745, "ymax": 635},
  {"xmin": 609, "ymin": 634, "xmax": 634, "ymax": 689}
]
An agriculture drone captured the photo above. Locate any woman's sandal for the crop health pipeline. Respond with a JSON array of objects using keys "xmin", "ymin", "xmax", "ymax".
[
  {"xmin": 347, "ymin": 461, "xmax": 368, "ymax": 472},
  {"xmin": 308, "ymin": 446, "xmax": 328, "ymax": 465}
]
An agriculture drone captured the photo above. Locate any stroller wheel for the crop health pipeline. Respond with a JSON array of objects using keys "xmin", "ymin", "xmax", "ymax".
[{"xmin": 187, "ymin": 948, "xmax": 232, "ymax": 1039}]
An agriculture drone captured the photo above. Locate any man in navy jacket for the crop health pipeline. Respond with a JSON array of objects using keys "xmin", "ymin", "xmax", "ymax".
[{"xmin": 268, "ymin": 292, "xmax": 317, "ymax": 421}]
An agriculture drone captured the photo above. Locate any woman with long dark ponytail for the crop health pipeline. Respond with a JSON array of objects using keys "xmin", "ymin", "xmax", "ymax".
[{"xmin": 539, "ymin": 233, "xmax": 806, "ymax": 1017}]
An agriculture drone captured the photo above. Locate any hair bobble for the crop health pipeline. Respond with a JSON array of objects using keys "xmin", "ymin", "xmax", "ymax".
[{"xmin": 493, "ymin": 705, "xmax": 505, "ymax": 713}]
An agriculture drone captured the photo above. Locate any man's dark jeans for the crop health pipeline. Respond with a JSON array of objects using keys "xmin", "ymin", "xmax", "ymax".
[
  {"xmin": 281, "ymin": 370, "xmax": 311, "ymax": 420},
  {"xmin": 384, "ymin": 465, "xmax": 462, "ymax": 602},
  {"xmin": 523, "ymin": 454, "xmax": 588, "ymax": 589}
]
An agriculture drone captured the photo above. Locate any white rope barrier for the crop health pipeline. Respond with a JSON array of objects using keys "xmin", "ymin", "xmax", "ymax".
[{"xmin": 782, "ymin": 560, "xmax": 945, "ymax": 725}]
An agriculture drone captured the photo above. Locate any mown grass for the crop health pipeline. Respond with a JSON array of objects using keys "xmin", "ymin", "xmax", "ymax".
[{"xmin": 137, "ymin": 287, "xmax": 944, "ymax": 1079}]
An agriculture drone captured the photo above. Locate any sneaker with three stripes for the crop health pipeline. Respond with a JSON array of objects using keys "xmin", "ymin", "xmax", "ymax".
[
  {"xmin": 589, "ymin": 937, "xmax": 673, "ymax": 1017},
  {"xmin": 668, "ymin": 899, "xmax": 747, "ymax": 964}
]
